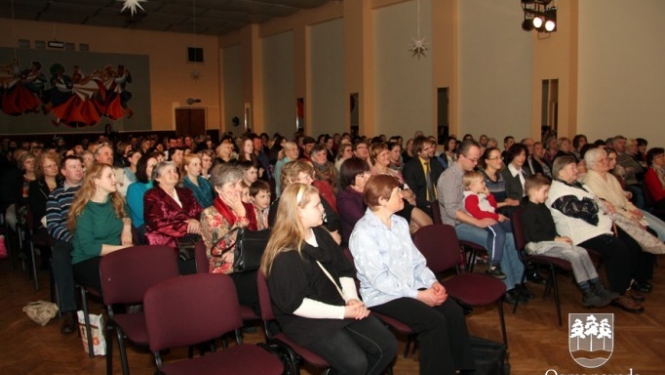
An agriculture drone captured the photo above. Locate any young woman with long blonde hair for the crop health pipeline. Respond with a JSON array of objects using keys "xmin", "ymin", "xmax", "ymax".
[
  {"xmin": 260, "ymin": 183, "xmax": 396, "ymax": 375},
  {"xmin": 68, "ymin": 163, "xmax": 133, "ymax": 291}
]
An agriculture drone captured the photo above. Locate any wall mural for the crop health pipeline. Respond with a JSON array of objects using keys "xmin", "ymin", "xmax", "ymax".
[
  {"xmin": 0, "ymin": 58, "xmax": 133, "ymax": 128},
  {"xmin": 0, "ymin": 48, "xmax": 150, "ymax": 135}
]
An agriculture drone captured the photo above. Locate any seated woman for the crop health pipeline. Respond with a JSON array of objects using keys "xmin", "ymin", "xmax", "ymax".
[
  {"xmin": 261, "ymin": 183, "xmax": 396, "ymax": 375},
  {"xmin": 547, "ymin": 155, "xmax": 653, "ymax": 313},
  {"xmin": 268, "ymin": 160, "xmax": 342, "ymax": 244},
  {"xmin": 584, "ymin": 147, "xmax": 665, "ymax": 243},
  {"xmin": 144, "ymin": 161, "xmax": 203, "ymax": 248},
  {"xmin": 28, "ymin": 152, "xmax": 61, "ymax": 268},
  {"xmin": 480, "ymin": 147, "xmax": 520, "ymax": 215},
  {"xmin": 126, "ymin": 154, "xmax": 158, "ymax": 243},
  {"xmin": 180, "ymin": 153, "xmax": 213, "ymax": 208},
  {"xmin": 349, "ymin": 175, "xmax": 474, "ymax": 375},
  {"xmin": 200, "ymin": 164, "xmax": 260, "ymax": 313},
  {"xmin": 311, "ymin": 144, "xmax": 338, "ymax": 193},
  {"xmin": 123, "ymin": 149, "xmax": 142, "ymax": 185},
  {"xmin": 369, "ymin": 143, "xmax": 432, "ymax": 233},
  {"xmin": 644, "ymin": 147, "xmax": 665, "ymax": 219},
  {"xmin": 501, "ymin": 143, "xmax": 529, "ymax": 201},
  {"xmin": 68, "ymin": 164, "xmax": 133, "ymax": 292},
  {"xmin": 336, "ymin": 158, "xmax": 372, "ymax": 245},
  {"xmin": 197, "ymin": 149, "xmax": 214, "ymax": 180}
]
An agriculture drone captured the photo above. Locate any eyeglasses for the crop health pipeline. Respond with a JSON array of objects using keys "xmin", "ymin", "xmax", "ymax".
[{"xmin": 463, "ymin": 154, "xmax": 480, "ymax": 163}]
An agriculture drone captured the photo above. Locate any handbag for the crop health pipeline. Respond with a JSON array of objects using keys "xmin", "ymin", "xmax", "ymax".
[
  {"xmin": 215, "ymin": 227, "xmax": 271, "ymax": 273},
  {"xmin": 176, "ymin": 234, "xmax": 202, "ymax": 261}
]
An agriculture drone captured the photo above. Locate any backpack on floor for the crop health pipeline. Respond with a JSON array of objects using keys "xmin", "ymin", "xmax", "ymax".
[{"xmin": 469, "ymin": 335, "xmax": 510, "ymax": 375}]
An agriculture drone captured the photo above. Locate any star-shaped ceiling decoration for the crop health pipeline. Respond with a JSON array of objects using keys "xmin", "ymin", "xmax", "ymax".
[
  {"xmin": 190, "ymin": 70, "xmax": 201, "ymax": 82},
  {"xmin": 408, "ymin": 37, "xmax": 429, "ymax": 59},
  {"xmin": 119, "ymin": 0, "xmax": 147, "ymax": 16}
]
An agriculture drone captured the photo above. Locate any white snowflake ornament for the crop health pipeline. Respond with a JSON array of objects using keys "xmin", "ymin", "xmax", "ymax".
[
  {"xmin": 119, "ymin": 0, "xmax": 147, "ymax": 16},
  {"xmin": 190, "ymin": 70, "xmax": 201, "ymax": 82},
  {"xmin": 408, "ymin": 37, "xmax": 429, "ymax": 59}
]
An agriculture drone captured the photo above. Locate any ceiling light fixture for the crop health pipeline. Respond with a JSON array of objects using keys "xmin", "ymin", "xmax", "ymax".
[{"xmin": 521, "ymin": 0, "xmax": 557, "ymax": 34}]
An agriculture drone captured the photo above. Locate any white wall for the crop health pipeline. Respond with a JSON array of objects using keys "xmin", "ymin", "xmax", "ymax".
[
  {"xmin": 310, "ymin": 18, "xmax": 345, "ymax": 137},
  {"xmin": 373, "ymin": 0, "xmax": 433, "ymax": 137},
  {"xmin": 578, "ymin": 0, "xmax": 665, "ymax": 146},
  {"xmin": 458, "ymin": 0, "xmax": 533, "ymax": 141},
  {"xmin": 262, "ymin": 31, "xmax": 295, "ymax": 136},
  {"xmin": 222, "ymin": 44, "xmax": 243, "ymax": 130}
]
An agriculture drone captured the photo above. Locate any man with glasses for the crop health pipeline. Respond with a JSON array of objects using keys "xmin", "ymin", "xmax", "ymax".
[
  {"xmin": 45, "ymin": 155, "xmax": 85, "ymax": 334},
  {"xmin": 437, "ymin": 140, "xmax": 526, "ymax": 304},
  {"xmin": 403, "ymin": 136, "xmax": 444, "ymax": 218}
]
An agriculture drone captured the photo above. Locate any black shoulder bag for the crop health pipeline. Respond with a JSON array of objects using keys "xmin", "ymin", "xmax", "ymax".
[{"xmin": 214, "ymin": 227, "xmax": 271, "ymax": 273}]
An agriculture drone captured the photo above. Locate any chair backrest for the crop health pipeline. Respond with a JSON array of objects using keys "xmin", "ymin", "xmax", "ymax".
[
  {"xmin": 194, "ymin": 240, "xmax": 208, "ymax": 274},
  {"xmin": 256, "ymin": 271, "xmax": 276, "ymax": 322},
  {"xmin": 100, "ymin": 245, "xmax": 179, "ymax": 306},
  {"xmin": 412, "ymin": 224, "xmax": 461, "ymax": 274},
  {"xmin": 510, "ymin": 208, "xmax": 527, "ymax": 252},
  {"xmin": 144, "ymin": 273, "xmax": 242, "ymax": 353}
]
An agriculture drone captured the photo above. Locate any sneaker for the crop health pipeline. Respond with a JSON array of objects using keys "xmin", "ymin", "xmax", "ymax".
[
  {"xmin": 582, "ymin": 289, "xmax": 611, "ymax": 307},
  {"xmin": 592, "ymin": 283, "xmax": 620, "ymax": 304},
  {"xmin": 486, "ymin": 265, "xmax": 507, "ymax": 280},
  {"xmin": 0, "ymin": 235, "xmax": 7, "ymax": 259}
]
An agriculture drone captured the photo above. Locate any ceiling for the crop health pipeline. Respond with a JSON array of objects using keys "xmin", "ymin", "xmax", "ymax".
[{"xmin": 1, "ymin": 0, "xmax": 338, "ymax": 36}]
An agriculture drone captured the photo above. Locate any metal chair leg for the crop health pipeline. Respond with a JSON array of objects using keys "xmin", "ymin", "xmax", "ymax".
[
  {"xmin": 28, "ymin": 240, "xmax": 39, "ymax": 291},
  {"xmin": 550, "ymin": 265, "xmax": 563, "ymax": 326},
  {"xmin": 498, "ymin": 299, "xmax": 508, "ymax": 348},
  {"xmin": 80, "ymin": 287, "xmax": 95, "ymax": 358}
]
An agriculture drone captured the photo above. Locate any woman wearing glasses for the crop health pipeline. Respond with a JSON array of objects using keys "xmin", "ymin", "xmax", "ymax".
[{"xmin": 261, "ymin": 183, "xmax": 396, "ymax": 375}]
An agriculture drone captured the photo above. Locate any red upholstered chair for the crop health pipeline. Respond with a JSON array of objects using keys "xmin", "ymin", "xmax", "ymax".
[
  {"xmin": 100, "ymin": 245, "xmax": 180, "ymax": 375},
  {"xmin": 413, "ymin": 224, "xmax": 508, "ymax": 346},
  {"xmin": 194, "ymin": 239, "xmax": 259, "ymax": 322},
  {"xmin": 144, "ymin": 273, "xmax": 283, "ymax": 375},
  {"xmin": 256, "ymin": 272, "xmax": 331, "ymax": 374},
  {"xmin": 510, "ymin": 208, "xmax": 572, "ymax": 326}
]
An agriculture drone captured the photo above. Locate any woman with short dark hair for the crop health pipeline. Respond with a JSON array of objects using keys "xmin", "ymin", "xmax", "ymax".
[
  {"xmin": 645, "ymin": 147, "xmax": 665, "ymax": 218},
  {"xmin": 349, "ymin": 175, "xmax": 474, "ymax": 375},
  {"xmin": 501, "ymin": 143, "xmax": 529, "ymax": 201},
  {"xmin": 336, "ymin": 158, "xmax": 371, "ymax": 245}
]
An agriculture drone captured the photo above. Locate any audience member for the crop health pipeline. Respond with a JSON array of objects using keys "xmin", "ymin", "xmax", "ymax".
[
  {"xmin": 180, "ymin": 153, "xmax": 213, "ymax": 208},
  {"xmin": 403, "ymin": 136, "xmax": 443, "ymax": 217},
  {"xmin": 501, "ymin": 143, "xmax": 529, "ymax": 201}
]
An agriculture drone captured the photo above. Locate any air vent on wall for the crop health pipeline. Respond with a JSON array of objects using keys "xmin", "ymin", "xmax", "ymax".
[
  {"xmin": 35, "ymin": 40, "xmax": 45, "ymax": 49},
  {"xmin": 18, "ymin": 39, "xmax": 30, "ymax": 48},
  {"xmin": 65, "ymin": 43, "xmax": 75, "ymax": 51},
  {"xmin": 79, "ymin": 43, "xmax": 89, "ymax": 52},
  {"xmin": 187, "ymin": 47, "xmax": 203, "ymax": 63}
]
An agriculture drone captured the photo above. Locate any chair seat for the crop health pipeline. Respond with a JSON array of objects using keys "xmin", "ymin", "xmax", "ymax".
[
  {"xmin": 273, "ymin": 332, "xmax": 329, "ymax": 368},
  {"xmin": 527, "ymin": 254, "xmax": 572, "ymax": 270},
  {"xmin": 240, "ymin": 305, "xmax": 259, "ymax": 321},
  {"xmin": 113, "ymin": 312, "xmax": 148, "ymax": 344},
  {"xmin": 443, "ymin": 274, "xmax": 506, "ymax": 306},
  {"xmin": 161, "ymin": 344, "xmax": 283, "ymax": 375},
  {"xmin": 372, "ymin": 312, "xmax": 414, "ymax": 335},
  {"xmin": 459, "ymin": 240, "xmax": 487, "ymax": 253}
]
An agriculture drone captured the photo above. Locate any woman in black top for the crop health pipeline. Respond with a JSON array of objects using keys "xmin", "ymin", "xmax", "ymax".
[{"xmin": 261, "ymin": 183, "xmax": 396, "ymax": 375}]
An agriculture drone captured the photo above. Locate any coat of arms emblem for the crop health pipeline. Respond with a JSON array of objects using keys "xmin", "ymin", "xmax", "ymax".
[{"xmin": 569, "ymin": 313, "xmax": 614, "ymax": 368}]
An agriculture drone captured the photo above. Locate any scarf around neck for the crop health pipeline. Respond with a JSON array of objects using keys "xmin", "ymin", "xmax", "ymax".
[{"xmin": 213, "ymin": 196, "xmax": 257, "ymax": 231}]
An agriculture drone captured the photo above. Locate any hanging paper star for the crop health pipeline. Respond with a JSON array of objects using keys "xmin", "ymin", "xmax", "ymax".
[
  {"xmin": 119, "ymin": 0, "xmax": 147, "ymax": 16},
  {"xmin": 408, "ymin": 37, "xmax": 429, "ymax": 59},
  {"xmin": 190, "ymin": 70, "xmax": 201, "ymax": 82}
]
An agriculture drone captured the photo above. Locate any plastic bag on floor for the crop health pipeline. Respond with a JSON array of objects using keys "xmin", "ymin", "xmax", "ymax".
[
  {"xmin": 23, "ymin": 301, "xmax": 59, "ymax": 326},
  {"xmin": 77, "ymin": 310, "xmax": 106, "ymax": 356}
]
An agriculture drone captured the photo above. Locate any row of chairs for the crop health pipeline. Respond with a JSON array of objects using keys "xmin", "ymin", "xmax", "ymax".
[
  {"xmin": 79, "ymin": 214, "xmax": 582, "ymax": 375},
  {"xmin": 91, "ymin": 244, "xmax": 283, "ymax": 375}
]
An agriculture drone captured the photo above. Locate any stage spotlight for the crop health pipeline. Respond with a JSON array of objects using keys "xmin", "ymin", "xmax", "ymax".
[
  {"xmin": 532, "ymin": 16, "xmax": 543, "ymax": 28},
  {"xmin": 545, "ymin": 20, "xmax": 555, "ymax": 31}
]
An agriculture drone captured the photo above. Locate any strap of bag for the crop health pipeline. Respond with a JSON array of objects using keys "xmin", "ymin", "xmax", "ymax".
[
  {"xmin": 211, "ymin": 227, "xmax": 241, "ymax": 257},
  {"xmin": 315, "ymin": 260, "xmax": 345, "ymax": 300}
]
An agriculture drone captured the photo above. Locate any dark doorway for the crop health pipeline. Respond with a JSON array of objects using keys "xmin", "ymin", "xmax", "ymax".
[{"xmin": 175, "ymin": 108, "xmax": 206, "ymax": 137}]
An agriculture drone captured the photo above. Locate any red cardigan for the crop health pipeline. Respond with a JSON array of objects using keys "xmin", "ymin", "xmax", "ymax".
[
  {"xmin": 144, "ymin": 186, "xmax": 203, "ymax": 247},
  {"xmin": 644, "ymin": 168, "xmax": 665, "ymax": 203}
]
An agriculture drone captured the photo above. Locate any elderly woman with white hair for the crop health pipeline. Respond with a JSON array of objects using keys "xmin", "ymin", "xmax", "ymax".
[{"xmin": 583, "ymin": 147, "xmax": 665, "ymax": 246}]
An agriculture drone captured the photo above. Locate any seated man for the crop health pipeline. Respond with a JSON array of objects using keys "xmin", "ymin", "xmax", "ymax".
[
  {"xmin": 437, "ymin": 140, "xmax": 526, "ymax": 304},
  {"xmin": 403, "ymin": 136, "xmax": 444, "ymax": 217}
]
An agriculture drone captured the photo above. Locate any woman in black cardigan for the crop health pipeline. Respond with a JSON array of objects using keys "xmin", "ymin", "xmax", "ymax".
[
  {"xmin": 261, "ymin": 183, "xmax": 396, "ymax": 375},
  {"xmin": 501, "ymin": 143, "xmax": 529, "ymax": 201}
]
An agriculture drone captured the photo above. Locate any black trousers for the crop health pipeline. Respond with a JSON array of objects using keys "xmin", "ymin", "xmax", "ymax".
[
  {"xmin": 72, "ymin": 256, "xmax": 102, "ymax": 293},
  {"xmin": 305, "ymin": 315, "xmax": 397, "ymax": 375},
  {"xmin": 371, "ymin": 297, "xmax": 474, "ymax": 375}
]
